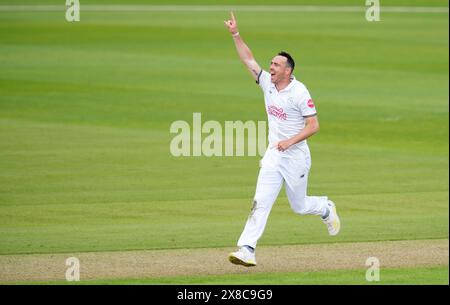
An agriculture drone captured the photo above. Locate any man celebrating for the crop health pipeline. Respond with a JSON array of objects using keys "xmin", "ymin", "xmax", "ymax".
[{"xmin": 224, "ymin": 12, "xmax": 341, "ymax": 267}]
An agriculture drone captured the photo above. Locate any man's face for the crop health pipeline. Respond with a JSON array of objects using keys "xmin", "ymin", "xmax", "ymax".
[{"xmin": 269, "ymin": 55, "xmax": 291, "ymax": 84}]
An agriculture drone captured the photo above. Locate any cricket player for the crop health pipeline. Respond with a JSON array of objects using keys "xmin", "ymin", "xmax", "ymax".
[{"xmin": 224, "ymin": 12, "xmax": 341, "ymax": 267}]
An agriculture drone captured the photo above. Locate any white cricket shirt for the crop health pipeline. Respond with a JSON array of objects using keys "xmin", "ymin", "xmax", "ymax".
[{"xmin": 257, "ymin": 70, "xmax": 317, "ymax": 159}]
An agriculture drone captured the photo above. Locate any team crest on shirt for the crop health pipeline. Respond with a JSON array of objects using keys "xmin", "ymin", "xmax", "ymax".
[
  {"xmin": 267, "ymin": 105, "xmax": 287, "ymax": 120},
  {"xmin": 287, "ymin": 97, "xmax": 294, "ymax": 103},
  {"xmin": 307, "ymin": 99, "xmax": 315, "ymax": 108}
]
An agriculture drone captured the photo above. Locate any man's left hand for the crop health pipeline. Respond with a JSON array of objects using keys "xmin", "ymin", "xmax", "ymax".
[{"xmin": 276, "ymin": 139, "xmax": 294, "ymax": 152}]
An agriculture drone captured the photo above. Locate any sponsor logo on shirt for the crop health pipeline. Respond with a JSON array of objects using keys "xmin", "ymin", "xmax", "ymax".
[
  {"xmin": 307, "ymin": 99, "xmax": 315, "ymax": 108},
  {"xmin": 267, "ymin": 105, "xmax": 287, "ymax": 120}
]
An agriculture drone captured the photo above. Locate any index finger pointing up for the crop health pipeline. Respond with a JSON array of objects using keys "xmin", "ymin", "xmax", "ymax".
[{"xmin": 231, "ymin": 11, "xmax": 236, "ymax": 22}]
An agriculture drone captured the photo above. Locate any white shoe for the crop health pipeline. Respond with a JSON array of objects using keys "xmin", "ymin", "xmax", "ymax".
[
  {"xmin": 228, "ymin": 247, "xmax": 257, "ymax": 267},
  {"xmin": 322, "ymin": 200, "xmax": 341, "ymax": 236}
]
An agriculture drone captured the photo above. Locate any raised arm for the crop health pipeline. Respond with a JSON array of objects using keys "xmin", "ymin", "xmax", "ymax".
[{"xmin": 224, "ymin": 12, "xmax": 262, "ymax": 81}]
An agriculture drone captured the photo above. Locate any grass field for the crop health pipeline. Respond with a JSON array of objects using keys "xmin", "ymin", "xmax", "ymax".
[
  {"xmin": 0, "ymin": 0, "xmax": 448, "ymax": 285},
  {"xmin": 30, "ymin": 266, "xmax": 450, "ymax": 285}
]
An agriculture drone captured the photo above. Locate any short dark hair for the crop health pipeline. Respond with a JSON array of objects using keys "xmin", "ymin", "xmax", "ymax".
[{"xmin": 278, "ymin": 51, "xmax": 295, "ymax": 74}]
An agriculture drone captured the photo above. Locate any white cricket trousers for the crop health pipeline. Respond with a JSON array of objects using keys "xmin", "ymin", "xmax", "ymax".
[{"xmin": 237, "ymin": 145, "xmax": 329, "ymax": 248}]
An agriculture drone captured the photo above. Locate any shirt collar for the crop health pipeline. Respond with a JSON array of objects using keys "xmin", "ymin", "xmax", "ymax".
[{"xmin": 271, "ymin": 75, "xmax": 296, "ymax": 92}]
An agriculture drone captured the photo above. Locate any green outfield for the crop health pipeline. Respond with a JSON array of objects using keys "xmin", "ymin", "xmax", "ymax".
[{"xmin": 0, "ymin": 0, "xmax": 448, "ymax": 284}]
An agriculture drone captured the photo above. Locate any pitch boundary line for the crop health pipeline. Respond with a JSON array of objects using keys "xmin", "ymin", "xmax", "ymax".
[
  {"xmin": 0, "ymin": 239, "xmax": 447, "ymax": 283},
  {"xmin": 0, "ymin": 5, "xmax": 448, "ymax": 13}
]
